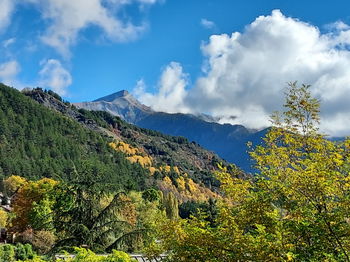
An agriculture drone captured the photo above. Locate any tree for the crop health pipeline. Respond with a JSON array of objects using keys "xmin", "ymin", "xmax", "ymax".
[
  {"xmin": 0, "ymin": 209, "xmax": 8, "ymax": 228},
  {"xmin": 53, "ymin": 161, "xmax": 142, "ymax": 252},
  {"xmin": 11, "ymin": 177, "xmax": 58, "ymax": 233},
  {"xmin": 250, "ymin": 82, "xmax": 350, "ymax": 260},
  {"xmin": 162, "ymin": 192, "xmax": 179, "ymax": 220},
  {"xmin": 150, "ymin": 82, "xmax": 350, "ymax": 261},
  {"xmin": 3, "ymin": 175, "xmax": 27, "ymax": 197}
]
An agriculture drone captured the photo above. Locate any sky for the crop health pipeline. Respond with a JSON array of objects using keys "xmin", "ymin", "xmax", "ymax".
[{"xmin": 1, "ymin": 0, "xmax": 350, "ymax": 136}]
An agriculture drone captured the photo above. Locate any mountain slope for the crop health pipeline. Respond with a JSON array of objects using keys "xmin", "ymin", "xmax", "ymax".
[
  {"xmin": 0, "ymin": 84, "xmax": 149, "ymax": 191},
  {"xmin": 75, "ymin": 90, "xmax": 153, "ymax": 124},
  {"xmin": 21, "ymin": 86, "xmax": 236, "ymax": 198},
  {"xmin": 75, "ymin": 91, "xmax": 267, "ymax": 172},
  {"xmin": 0, "ymin": 84, "xmax": 235, "ymax": 202}
]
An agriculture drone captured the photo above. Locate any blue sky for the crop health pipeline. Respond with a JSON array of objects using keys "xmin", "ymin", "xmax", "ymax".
[{"xmin": 1, "ymin": 0, "xmax": 350, "ymax": 135}]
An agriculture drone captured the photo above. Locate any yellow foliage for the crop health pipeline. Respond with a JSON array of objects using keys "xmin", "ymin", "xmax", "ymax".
[
  {"xmin": 11, "ymin": 178, "xmax": 58, "ymax": 232},
  {"xmin": 163, "ymin": 176, "xmax": 173, "ymax": 188},
  {"xmin": 159, "ymin": 165, "xmax": 171, "ymax": 173},
  {"xmin": 4, "ymin": 175, "xmax": 27, "ymax": 196},
  {"xmin": 173, "ymin": 166, "xmax": 180, "ymax": 174},
  {"xmin": 110, "ymin": 140, "xmax": 153, "ymax": 168},
  {"xmin": 176, "ymin": 177, "xmax": 186, "ymax": 192},
  {"xmin": 110, "ymin": 140, "xmax": 218, "ymax": 202},
  {"xmin": 0, "ymin": 209, "xmax": 8, "ymax": 228},
  {"xmin": 149, "ymin": 167, "xmax": 158, "ymax": 175},
  {"xmin": 186, "ymin": 178, "xmax": 198, "ymax": 194}
]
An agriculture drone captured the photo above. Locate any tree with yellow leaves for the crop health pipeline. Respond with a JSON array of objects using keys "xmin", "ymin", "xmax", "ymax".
[
  {"xmin": 11, "ymin": 177, "xmax": 58, "ymax": 233},
  {"xmin": 3, "ymin": 175, "xmax": 27, "ymax": 197},
  {"xmin": 149, "ymin": 82, "xmax": 350, "ymax": 261}
]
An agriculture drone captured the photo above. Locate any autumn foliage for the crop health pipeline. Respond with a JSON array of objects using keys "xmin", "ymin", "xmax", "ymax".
[{"xmin": 150, "ymin": 83, "xmax": 350, "ymax": 261}]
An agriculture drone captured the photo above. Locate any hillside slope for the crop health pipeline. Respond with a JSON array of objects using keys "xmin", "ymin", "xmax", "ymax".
[
  {"xmin": 10, "ymin": 86, "xmax": 237, "ymax": 202},
  {"xmin": 75, "ymin": 91, "xmax": 267, "ymax": 172},
  {"xmin": 25, "ymin": 88, "xmax": 231, "ymax": 187},
  {"xmin": 0, "ymin": 84, "xmax": 149, "ymax": 191}
]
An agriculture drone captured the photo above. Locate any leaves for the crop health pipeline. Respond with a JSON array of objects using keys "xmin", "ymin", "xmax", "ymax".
[{"xmin": 152, "ymin": 82, "xmax": 350, "ymax": 261}]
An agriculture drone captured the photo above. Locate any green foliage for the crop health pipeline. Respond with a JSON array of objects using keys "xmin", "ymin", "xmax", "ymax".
[
  {"xmin": 55, "ymin": 248, "xmax": 135, "ymax": 262},
  {"xmin": 0, "ymin": 84, "xmax": 149, "ymax": 191},
  {"xmin": 53, "ymin": 161, "xmax": 143, "ymax": 252},
  {"xmin": 14, "ymin": 243, "xmax": 35, "ymax": 261},
  {"xmin": 128, "ymin": 191, "xmax": 166, "ymax": 251},
  {"xmin": 15, "ymin": 243, "xmax": 27, "ymax": 260},
  {"xmin": 0, "ymin": 244, "xmax": 16, "ymax": 262},
  {"xmin": 179, "ymin": 198, "xmax": 218, "ymax": 226},
  {"xmin": 29, "ymin": 198, "xmax": 55, "ymax": 231},
  {"xmin": 142, "ymin": 189, "xmax": 160, "ymax": 202},
  {"xmin": 150, "ymin": 82, "xmax": 350, "ymax": 261},
  {"xmin": 162, "ymin": 192, "xmax": 179, "ymax": 220},
  {"xmin": 0, "ymin": 243, "xmax": 35, "ymax": 261},
  {"xmin": 23, "ymin": 244, "xmax": 34, "ymax": 260}
]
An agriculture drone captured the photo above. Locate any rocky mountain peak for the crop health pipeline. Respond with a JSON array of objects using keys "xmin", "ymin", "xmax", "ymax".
[{"xmin": 93, "ymin": 90, "xmax": 130, "ymax": 102}]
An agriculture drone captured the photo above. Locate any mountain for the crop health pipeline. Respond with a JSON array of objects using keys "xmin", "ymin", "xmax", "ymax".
[
  {"xmin": 75, "ymin": 91, "xmax": 267, "ymax": 172},
  {"xmin": 0, "ymin": 85, "xmax": 149, "ymax": 190},
  {"xmin": 0, "ymin": 84, "xmax": 236, "ymax": 202},
  {"xmin": 75, "ymin": 90, "xmax": 153, "ymax": 124}
]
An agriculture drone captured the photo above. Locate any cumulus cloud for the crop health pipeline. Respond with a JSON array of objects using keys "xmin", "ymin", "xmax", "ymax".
[
  {"xmin": 20, "ymin": 0, "xmax": 155, "ymax": 57},
  {"xmin": 200, "ymin": 18, "xmax": 215, "ymax": 29},
  {"xmin": 0, "ymin": 60, "xmax": 21, "ymax": 86},
  {"xmin": 0, "ymin": 0, "xmax": 15, "ymax": 32},
  {"xmin": 137, "ymin": 10, "xmax": 350, "ymax": 136},
  {"xmin": 134, "ymin": 62, "xmax": 191, "ymax": 113},
  {"xmin": 0, "ymin": 0, "xmax": 159, "ymax": 94},
  {"xmin": 39, "ymin": 59, "xmax": 72, "ymax": 96}
]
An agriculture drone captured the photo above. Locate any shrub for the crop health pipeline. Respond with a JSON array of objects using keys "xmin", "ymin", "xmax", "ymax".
[
  {"xmin": 31, "ymin": 230, "xmax": 56, "ymax": 254},
  {"xmin": 0, "ymin": 244, "xmax": 15, "ymax": 262},
  {"xmin": 55, "ymin": 248, "xmax": 136, "ymax": 262}
]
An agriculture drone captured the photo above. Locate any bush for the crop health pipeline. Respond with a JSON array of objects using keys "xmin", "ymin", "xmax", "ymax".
[
  {"xmin": 31, "ymin": 231, "xmax": 56, "ymax": 254},
  {"xmin": 0, "ymin": 244, "xmax": 15, "ymax": 262},
  {"xmin": 105, "ymin": 250, "xmax": 136, "ymax": 262},
  {"xmin": 24, "ymin": 244, "xmax": 34, "ymax": 259},
  {"xmin": 55, "ymin": 248, "xmax": 136, "ymax": 262},
  {"xmin": 15, "ymin": 243, "xmax": 27, "ymax": 260}
]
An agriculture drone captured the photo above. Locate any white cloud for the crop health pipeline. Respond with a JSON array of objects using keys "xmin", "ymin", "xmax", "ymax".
[
  {"xmin": 0, "ymin": 0, "xmax": 15, "ymax": 32},
  {"xmin": 138, "ymin": 10, "xmax": 350, "ymax": 136},
  {"xmin": 134, "ymin": 62, "xmax": 191, "ymax": 113},
  {"xmin": 20, "ymin": 0, "xmax": 152, "ymax": 57},
  {"xmin": 2, "ymin": 38, "xmax": 16, "ymax": 48},
  {"xmin": 39, "ymin": 59, "xmax": 72, "ymax": 96},
  {"xmin": 200, "ymin": 18, "xmax": 215, "ymax": 29},
  {"xmin": 0, "ymin": 0, "xmax": 159, "ymax": 95},
  {"xmin": 0, "ymin": 60, "xmax": 21, "ymax": 86}
]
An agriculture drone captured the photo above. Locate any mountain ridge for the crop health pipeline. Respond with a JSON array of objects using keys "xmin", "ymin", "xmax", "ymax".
[{"xmin": 74, "ymin": 90, "xmax": 268, "ymax": 172}]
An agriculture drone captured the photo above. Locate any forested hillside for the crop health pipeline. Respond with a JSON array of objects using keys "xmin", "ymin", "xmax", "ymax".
[
  {"xmin": 0, "ymin": 84, "xmax": 230, "ymax": 258},
  {"xmin": 0, "ymin": 84, "xmax": 232, "ymax": 200},
  {"xmin": 0, "ymin": 84, "xmax": 149, "ymax": 190}
]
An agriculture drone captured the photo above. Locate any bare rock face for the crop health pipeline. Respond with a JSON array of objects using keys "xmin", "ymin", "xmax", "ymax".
[
  {"xmin": 74, "ymin": 90, "xmax": 153, "ymax": 124},
  {"xmin": 23, "ymin": 88, "xmax": 101, "ymax": 132}
]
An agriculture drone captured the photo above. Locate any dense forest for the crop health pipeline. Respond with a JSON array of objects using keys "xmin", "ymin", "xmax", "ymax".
[{"xmin": 0, "ymin": 84, "xmax": 149, "ymax": 191}]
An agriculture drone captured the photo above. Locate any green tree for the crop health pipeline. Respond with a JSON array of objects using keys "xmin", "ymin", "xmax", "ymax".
[
  {"xmin": 250, "ymin": 82, "xmax": 350, "ymax": 260},
  {"xmin": 53, "ymin": 161, "xmax": 142, "ymax": 252},
  {"xmin": 150, "ymin": 82, "xmax": 350, "ymax": 261},
  {"xmin": 11, "ymin": 177, "xmax": 58, "ymax": 233},
  {"xmin": 162, "ymin": 192, "xmax": 179, "ymax": 220}
]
